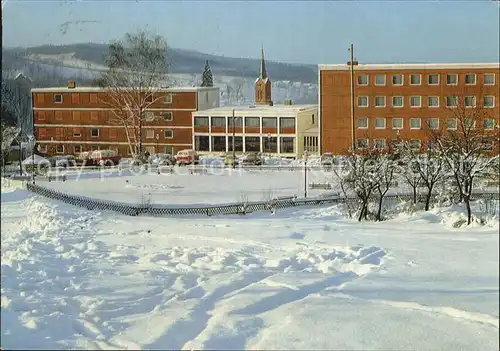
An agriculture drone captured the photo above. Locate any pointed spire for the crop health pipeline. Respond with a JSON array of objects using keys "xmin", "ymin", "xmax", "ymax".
[{"xmin": 260, "ymin": 45, "xmax": 267, "ymax": 79}]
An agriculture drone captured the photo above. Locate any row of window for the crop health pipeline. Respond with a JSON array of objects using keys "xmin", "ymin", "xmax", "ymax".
[
  {"xmin": 194, "ymin": 116, "xmax": 297, "ymax": 129},
  {"xmin": 52, "ymin": 128, "xmax": 175, "ymax": 139},
  {"xmin": 356, "ymin": 73, "xmax": 496, "ymax": 86},
  {"xmin": 49, "ymin": 144, "xmax": 177, "ymax": 155},
  {"xmin": 355, "ymin": 138, "xmax": 494, "ymax": 152},
  {"xmin": 46, "ymin": 93, "xmax": 174, "ymax": 105},
  {"xmin": 194, "ymin": 135, "xmax": 296, "ymax": 153},
  {"xmin": 357, "ymin": 95, "xmax": 495, "ymax": 108},
  {"xmin": 357, "ymin": 117, "xmax": 496, "ymax": 130},
  {"xmin": 37, "ymin": 110, "xmax": 174, "ymax": 122}
]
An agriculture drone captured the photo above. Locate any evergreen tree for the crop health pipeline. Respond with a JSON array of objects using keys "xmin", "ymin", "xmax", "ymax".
[{"xmin": 201, "ymin": 60, "xmax": 214, "ymax": 87}]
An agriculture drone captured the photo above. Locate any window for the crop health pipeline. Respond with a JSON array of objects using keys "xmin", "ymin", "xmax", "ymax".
[
  {"xmin": 211, "ymin": 117, "xmax": 226, "ymax": 128},
  {"xmin": 56, "ymin": 145, "xmax": 64, "ymax": 154},
  {"xmin": 164, "ymin": 129, "xmax": 173, "ymax": 138},
  {"xmin": 164, "ymin": 94, "xmax": 172, "ymax": 104},
  {"xmin": 228, "ymin": 116, "xmax": 243, "ymax": 128},
  {"xmin": 392, "ymin": 74, "xmax": 403, "ymax": 85},
  {"xmin": 90, "ymin": 93, "xmax": 98, "ymax": 104},
  {"xmin": 410, "ymin": 74, "xmax": 421, "ymax": 85},
  {"xmin": 146, "ymin": 129, "xmax": 155, "ymax": 139},
  {"xmin": 245, "ymin": 136, "xmax": 261, "ymax": 152},
  {"xmin": 358, "ymin": 96, "xmax": 369, "ymax": 107},
  {"xmin": 163, "ymin": 112, "xmax": 173, "ymax": 121},
  {"xmin": 357, "ymin": 75, "xmax": 368, "ymax": 86},
  {"xmin": 375, "ymin": 75, "xmax": 386, "ymax": 86},
  {"xmin": 194, "ymin": 116, "xmax": 209, "ymax": 127},
  {"xmin": 482, "ymin": 141, "xmax": 493, "ymax": 152},
  {"xmin": 464, "ymin": 118, "xmax": 475, "ymax": 129},
  {"xmin": 90, "ymin": 111, "xmax": 98, "ymax": 121},
  {"xmin": 428, "ymin": 74, "xmax": 439, "ymax": 85},
  {"xmin": 280, "ymin": 118, "xmax": 295, "ymax": 129},
  {"xmin": 311, "ymin": 114, "xmax": 315, "ymax": 124},
  {"xmin": 446, "ymin": 96, "xmax": 457, "ymax": 107},
  {"xmin": 483, "ymin": 119, "xmax": 495, "ymax": 130},
  {"xmin": 37, "ymin": 111, "xmax": 46, "ymax": 121},
  {"xmin": 484, "ymin": 96, "xmax": 495, "ymax": 108},
  {"xmin": 357, "ymin": 117, "xmax": 368, "ymax": 129},
  {"xmin": 446, "ymin": 118, "xmax": 457, "ymax": 130},
  {"xmin": 464, "ymin": 96, "xmax": 476, "ymax": 108},
  {"xmin": 375, "ymin": 96, "xmax": 386, "ymax": 107},
  {"xmin": 262, "ymin": 117, "xmax": 277, "ymax": 128},
  {"xmin": 91, "ymin": 128, "xmax": 99, "ymax": 137},
  {"xmin": 164, "ymin": 145, "xmax": 173, "ymax": 154},
  {"xmin": 36, "ymin": 94, "xmax": 45, "ymax": 104},
  {"xmin": 392, "ymin": 118, "xmax": 403, "ymax": 129},
  {"xmin": 212, "ymin": 136, "xmax": 226, "ymax": 152},
  {"xmin": 263, "ymin": 136, "xmax": 277, "ymax": 153},
  {"xmin": 410, "ymin": 118, "xmax": 421, "ymax": 129},
  {"xmin": 73, "ymin": 128, "xmax": 81, "ymax": 137},
  {"xmin": 356, "ymin": 139, "xmax": 369, "ymax": 149},
  {"xmin": 195, "ymin": 135, "xmax": 210, "ymax": 151},
  {"xmin": 280, "ymin": 137, "xmax": 295, "ymax": 153},
  {"xmin": 409, "ymin": 139, "xmax": 421, "ymax": 151},
  {"xmin": 484, "ymin": 73, "xmax": 495, "ymax": 85},
  {"xmin": 74, "ymin": 145, "xmax": 82, "ymax": 154},
  {"xmin": 446, "ymin": 73, "xmax": 458, "ymax": 85},
  {"xmin": 245, "ymin": 117, "xmax": 260, "ymax": 128},
  {"xmin": 374, "ymin": 118, "xmax": 386, "ymax": 129},
  {"xmin": 410, "ymin": 96, "xmax": 421, "ymax": 107},
  {"xmin": 304, "ymin": 136, "xmax": 318, "ymax": 153},
  {"xmin": 38, "ymin": 144, "xmax": 47, "ymax": 153},
  {"xmin": 55, "ymin": 111, "xmax": 63, "ymax": 121},
  {"xmin": 144, "ymin": 112, "xmax": 155, "ymax": 121},
  {"xmin": 428, "ymin": 96, "xmax": 439, "ymax": 108},
  {"xmin": 392, "ymin": 96, "xmax": 404, "ymax": 108},
  {"xmin": 54, "ymin": 94, "xmax": 63, "ymax": 103},
  {"xmin": 465, "ymin": 74, "xmax": 476, "ymax": 85},
  {"xmin": 71, "ymin": 111, "xmax": 80, "ymax": 122},
  {"xmin": 374, "ymin": 139, "xmax": 386, "ymax": 149},
  {"xmin": 71, "ymin": 93, "xmax": 80, "ymax": 104},
  {"xmin": 427, "ymin": 118, "xmax": 439, "ymax": 130}
]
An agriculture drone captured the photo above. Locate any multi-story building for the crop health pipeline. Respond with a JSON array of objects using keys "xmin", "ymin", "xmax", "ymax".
[
  {"xmin": 319, "ymin": 63, "xmax": 500, "ymax": 155},
  {"xmin": 32, "ymin": 84, "xmax": 220, "ymax": 156},
  {"xmin": 191, "ymin": 47, "xmax": 319, "ymax": 158}
]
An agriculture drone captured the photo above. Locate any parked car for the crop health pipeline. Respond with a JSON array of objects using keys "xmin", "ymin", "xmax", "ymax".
[
  {"xmin": 48, "ymin": 155, "xmax": 77, "ymax": 168},
  {"xmin": 175, "ymin": 149, "xmax": 199, "ymax": 165},
  {"xmin": 321, "ymin": 152, "xmax": 334, "ymax": 167},
  {"xmin": 224, "ymin": 153, "xmax": 240, "ymax": 167},
  {"xmin": 151, "ymin": 153, "xmax": 176, "ymax": 166},
  {"xmin": 242, "ymin": 152, "xmax": 263, "ymax": 166},
  {"xmin": 76, "ymin": 150, "xmax": 121, "ymax": 167}
]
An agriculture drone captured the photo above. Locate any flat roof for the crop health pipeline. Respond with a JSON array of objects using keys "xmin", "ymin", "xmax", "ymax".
[
  {"xmin": 318, "ymin": 63, "xmax": 500, "ymax": 71},
  {"xmin": 31, "ymin": 86, "xmax": 220, "ymax": 93},
  {"xmin": 193, "ymin": 104, "xmax": 317, "ymax": 115}
]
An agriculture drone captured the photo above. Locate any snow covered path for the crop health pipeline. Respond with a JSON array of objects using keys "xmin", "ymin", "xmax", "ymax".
[{"xmin": 1, "ymin": 188, "xmax": 499, "ymax": 350}]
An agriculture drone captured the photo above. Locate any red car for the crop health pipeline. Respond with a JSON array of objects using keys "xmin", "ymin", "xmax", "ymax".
[{"xmin": 175, "ymin": 149, "xmax": 199, "ymax": 165}]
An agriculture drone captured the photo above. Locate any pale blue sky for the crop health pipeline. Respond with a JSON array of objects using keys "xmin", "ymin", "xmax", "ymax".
[{"xmin": 3, "ymin": 0, "xmax": 499, "ymax": 64}]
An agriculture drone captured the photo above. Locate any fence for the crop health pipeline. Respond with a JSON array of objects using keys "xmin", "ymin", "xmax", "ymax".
[{"xmin": 25, "ymin": 183, "xmax": 499, "ymax": 218}]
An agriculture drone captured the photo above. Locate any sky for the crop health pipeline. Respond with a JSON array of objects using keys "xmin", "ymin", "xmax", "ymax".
[{"xmin": 2, "ymin": 0, "xmax": 500, "ymax": 65}]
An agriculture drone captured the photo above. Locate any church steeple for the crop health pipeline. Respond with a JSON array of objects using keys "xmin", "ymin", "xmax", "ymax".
[
  {"xmin": 259, "ymin": 45, "xmax": 267, "ymax": 79},
  {"xmin": 255, "ymin": 45, "xmax": 272, "ymax": 106}
]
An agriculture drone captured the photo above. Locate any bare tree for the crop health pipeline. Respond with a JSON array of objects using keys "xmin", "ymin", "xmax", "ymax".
[
  {"xmin": 331, "ymin": 163, "xmax": 355, "ymax": 218},
  {"xmin": 95, "ymin": 30, "xmax": 169, "ymax": 159},
  {"xmin": 229, "ymin": 78, "xmax": 246, "ymax": 105},
  {"xmin": 374, "ymin": 155, "xmax": 396, "ymax": 221},
  {"xmin": 432, "ymin": 92, "xmax": 500, "ymax": 224}
]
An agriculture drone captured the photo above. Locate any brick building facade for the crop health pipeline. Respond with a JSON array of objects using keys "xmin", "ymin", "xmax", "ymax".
[
  {"xmin": 318, "ymin": 63, "xmax": 500, "ymax": 155},
  {"xmin": 32, "ymin": 85, "xmax": 220, "ymax": 156}
]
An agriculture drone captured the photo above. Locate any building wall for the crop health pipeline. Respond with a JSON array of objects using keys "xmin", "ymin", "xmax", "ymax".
[
  {"xmin": 320, "ymin": 65, "xmax": 500, "ymax": 155},
  {"xmin": 32, "ymin": 87, "xmax": 219, "ymax": 157},
  {"xmin": 296, "ymin": 108, "xmax": 319, "ymax": 157}
]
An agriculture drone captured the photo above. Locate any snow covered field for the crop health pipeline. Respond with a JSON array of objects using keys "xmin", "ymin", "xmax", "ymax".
[{"xmin": 1, "ymin": 184, "xmax": 499, "ymax": 350}]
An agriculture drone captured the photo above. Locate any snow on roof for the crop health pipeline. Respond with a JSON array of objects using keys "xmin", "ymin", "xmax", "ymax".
[
  {"xmin": 30, "ymin": 86, "xmax": 220, "ymax": 93},
  {"xmin": 318, "ymin": 62, "xmax": 500, "ymax": 71},
  {"xmin": 193, "ymin": 104, "xmax": 317, "ymax": 115}
]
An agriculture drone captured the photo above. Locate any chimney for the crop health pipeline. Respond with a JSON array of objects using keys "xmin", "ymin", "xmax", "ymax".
[{"xmin": 68, "ymin": 81, "xmax": 76, "ymax": 89}]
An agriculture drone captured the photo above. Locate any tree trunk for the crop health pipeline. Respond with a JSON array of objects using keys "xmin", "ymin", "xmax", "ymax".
[
  {"xmin": 138, "ymin": 112, "xmax": 143, "ymax": 157},
  {"xmin": 425, "ymin": 184, "xmax": 434, "ymax": 211},
  {"xmin": 465, "ymin": 195, "xmax": 472, "ymax": 225},
  {"xmin": 413, "ymin": 185, "xmax": 417, "ymax": 204},
  {"xmin": 376, "ymin": 195, "xmax": 383, "ymax": 221}
]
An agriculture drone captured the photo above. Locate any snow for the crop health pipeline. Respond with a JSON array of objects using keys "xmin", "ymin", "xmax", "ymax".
[{"xmin": 1, "ymin": 181, "xmax": 499, "ymax": 350}]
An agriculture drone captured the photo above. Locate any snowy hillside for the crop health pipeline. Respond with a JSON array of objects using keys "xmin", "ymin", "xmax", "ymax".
[{"xmin": 1, "ymin": 179, "xmax": 499, "ymax": 349}]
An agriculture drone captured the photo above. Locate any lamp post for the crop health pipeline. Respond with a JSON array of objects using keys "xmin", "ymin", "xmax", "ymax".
[
  {"xmin": 267, "ymin": 133, "xmax": 271, "ymax": 156},
  {"xmin": 28, "ymin": 135, "xmax": 35, "ymax": 184},
  {"xmin": 303, "ymin": 150, "xmax": 308, "ymax": 198},
  {"xmin": 348, "ymin": 44, "xmax": 359, "ymax": 152},
  {"xmin": 232, "ymin": 108, "xmax": 236, "ymax": 169},
  {"xmin": 155, "ymin": 133, "xmax": 159, "ymax": 154}
]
